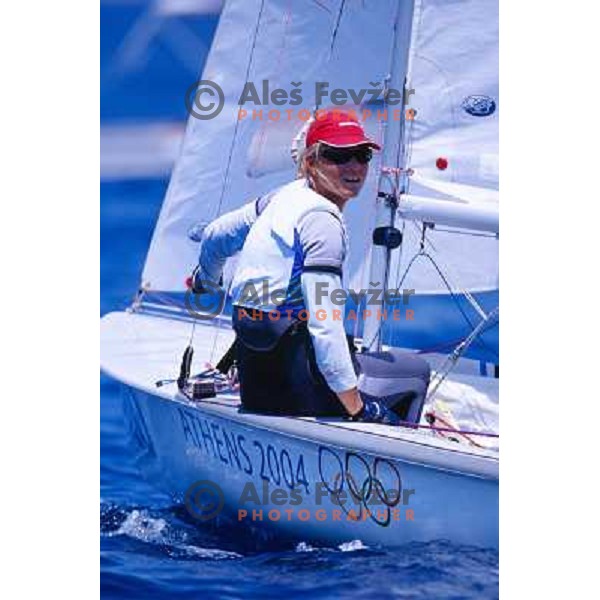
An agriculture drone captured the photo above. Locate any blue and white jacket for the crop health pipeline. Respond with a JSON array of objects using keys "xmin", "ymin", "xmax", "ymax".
[{"xmin": 195, "ymin": 178, "xmax": 357, "ymax": 393}]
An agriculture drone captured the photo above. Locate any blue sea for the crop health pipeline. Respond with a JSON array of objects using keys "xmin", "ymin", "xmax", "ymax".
[{"xmin": 100, "ymin": 4, "xmax": 498, "ymax": 598}]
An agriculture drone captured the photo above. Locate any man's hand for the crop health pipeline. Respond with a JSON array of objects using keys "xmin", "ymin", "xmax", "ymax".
[
  {"xmin": 337, "ymin": 388, "xmax": 400, "ymax": 425},
  {"xmin": 351, "ymin": 398, "xmax": 401, "ymax": 426}
]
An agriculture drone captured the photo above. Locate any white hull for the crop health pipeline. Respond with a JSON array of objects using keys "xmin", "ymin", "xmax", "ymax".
[{"xmin": 101, "ymin": 310, "xmax": 498, "ymax": 549}]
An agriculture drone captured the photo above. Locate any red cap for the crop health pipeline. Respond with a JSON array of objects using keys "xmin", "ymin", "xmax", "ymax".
[{"xmin": 306, "ymin": 110, "xmax": 380, "ymax": 150}]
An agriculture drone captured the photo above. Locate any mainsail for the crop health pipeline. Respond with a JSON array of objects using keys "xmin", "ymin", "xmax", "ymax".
[
  {"xmin": 393, "ymin": 0, "xmax": 499, "ymax": 291},
  {"xmin": 381, "ymin": 0, "xmax": 499, "ymax": 360},
  {"xmin": 142, "ymin": 0, "xmax": 412, "ymax": 292}
]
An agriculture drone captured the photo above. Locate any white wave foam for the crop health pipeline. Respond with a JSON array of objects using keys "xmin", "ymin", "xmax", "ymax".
[
  {"xmin": 295, "ymin": 539, "xmax": 368, "ymax": 553},
  {"xmin": 171, "ymin": 543, "xmax": 241, "ymax": 560},
  {"xmin": 295, "ymin": 541, "xmax": 317, "ymax": 553},
  {"xmin": 116, "ymin": 509, "xmax": 168, "ymax": 542},
  {"xmin": 338, "ymin": 540, "xmax": 368, "ymax": 552},
  {"xmin": 114, "ymin": 509, "xmax": 241, "ymax": 560}
]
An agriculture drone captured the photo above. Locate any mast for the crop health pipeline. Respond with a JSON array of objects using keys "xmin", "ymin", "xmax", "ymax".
[{"xmin": 362, "ymin": 0, "xmax": 415, "ymax": 352}]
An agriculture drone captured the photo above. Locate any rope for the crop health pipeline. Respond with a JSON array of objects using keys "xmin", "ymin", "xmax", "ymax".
[
  {"xmin": 402, "ymin": 420, "xmax": 499, "ymax": 440},
  {"xmin": 426, "ymin": 306, "xmax": 499, "ymax": 402},
  {"xmin": 361, "ymin": 221, "xmax": 499, "ymax": 368},
  {"xmin": 213, "ymin": 0, "xmax": 266, "ymax": 219},
  {"xmin": 397, "ymin": 225, "xmax": 488, "ymax": 323},
  {"xmin": 329, "ymin": 0, "xmax": 347, "ymax": 57},
  {"xmin": 406, "ymin": 224, "xmax": 496, "ymax": 351},
  {"xmin": 208, "ymin": 280, "xmax": 233, "ymax": 365},
  {"xmin": 311, "ymin": 0, "xmax": 332, "ymax": 13}
]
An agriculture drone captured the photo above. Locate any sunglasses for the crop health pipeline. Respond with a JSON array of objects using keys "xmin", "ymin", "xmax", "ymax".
[{"xmin": 319, "ymin": 145, "xmax": 373, "ymax": 165}]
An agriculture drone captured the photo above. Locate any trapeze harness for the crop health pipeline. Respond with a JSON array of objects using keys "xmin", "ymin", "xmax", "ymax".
[{"xmin": 229, "ymin": 180, "xmax": 430, "ymax": 420}]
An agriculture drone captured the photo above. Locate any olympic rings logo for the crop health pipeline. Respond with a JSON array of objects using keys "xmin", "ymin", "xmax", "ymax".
[{"xmin": 318, "ymin": 448, "xmax": 402, "ymax": 527}]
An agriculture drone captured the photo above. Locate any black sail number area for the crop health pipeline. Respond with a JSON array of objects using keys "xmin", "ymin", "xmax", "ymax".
[{"xmin": 318, "ymin": 447, "xmax": 403, "ymax": 527}]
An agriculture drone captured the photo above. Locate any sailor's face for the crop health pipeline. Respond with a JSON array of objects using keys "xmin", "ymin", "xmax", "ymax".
[{"xmin": 308, "ymin": 144, "xmax": 370, "ymax": 206}]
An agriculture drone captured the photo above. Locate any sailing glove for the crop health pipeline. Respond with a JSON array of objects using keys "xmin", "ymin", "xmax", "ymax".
[{"xmin": 352, "ymin": 398, "xmax": 401, "ymax": 426}]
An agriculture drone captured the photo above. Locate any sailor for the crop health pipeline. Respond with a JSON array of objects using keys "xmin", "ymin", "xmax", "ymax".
[{"xmin": 190, "ymin": 109, "xmax": 429, "ymax": 423}]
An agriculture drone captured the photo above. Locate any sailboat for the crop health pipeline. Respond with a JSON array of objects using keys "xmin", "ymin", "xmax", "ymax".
[{"xmin": 100, "ymin": 0, "xmax": 499, "ymax": 549}]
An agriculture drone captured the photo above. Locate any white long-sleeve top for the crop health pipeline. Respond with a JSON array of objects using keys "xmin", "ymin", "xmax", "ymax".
[{"xmin": 195, "ymin": 180, "xmax": 357, "ymax": 393}]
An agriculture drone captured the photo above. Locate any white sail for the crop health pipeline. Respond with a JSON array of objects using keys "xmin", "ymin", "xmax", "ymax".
[
  {"xmin": 141, "ymin": 0, "xmax": 413, "ymax": 292},
  {"xmin": 139, "ymin": 0, "xmax": 498, "ymax": 361},
  {"xmin": 389, "ymin": 0, "xmax": 499, "ymax": 293}
]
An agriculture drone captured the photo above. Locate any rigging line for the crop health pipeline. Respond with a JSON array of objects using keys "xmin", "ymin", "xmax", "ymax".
[
  {"xmin": 395, "ymin": 248, "xmax": 498, "ymax": 361},
  {"xmin": 311, "ymin": 0, "xmax": 333, "ymax": 13},
  {"xmin": 212, "ymin": 1, "xmax": 293, "ymax": 362},
  {"xmin": 208, "ymin": 279, "xmax": 234, "ymax": 365},
  {"xmin": 413, "ymin": 309, "xmax": 498, "ymax": 355},
  {"xmin": 433, "ymin": 311, "xmax": 499, "ymax": 390},
  {"xmin": 400, "ymin": 220, "xmax": 488, "ymax": 321},
  {"xmin": 426, "ymin": 307, "xmax": 499, "ymax": 401},
  {"xmin": 398, "ymin": 420, "xmax": 499, "ymax": 439},
  {"xmin": 393, "ymin": 220, "xmax": 407, "ymax": 287},
  {"xmin": 188, "ymin": 317, "xmax": 197, "ymax": 346},
  {"xmin": 425, "ymin": 253, "xmax": 496, "ymax": 359},
  {"xmin": 416, "ymin": 335, "xmax": 479, "ymax": 356},
  {"xmin": 329, "ymin": 0, "xmax": 347, "ymax": 57},
  {"xmin": 201, "ymin": 0, "xmax": 265, "ymax": 364},
  {"xmin": 362, "ymin": 239, "xmax": 498, "ymax": 360},
  {"xmin": 213, "ymin": 0, "xmax": 266, "ymax": 220},
  {"xmin": 238, "ymin": 0, "xmax": 292, "ymax": 203}
]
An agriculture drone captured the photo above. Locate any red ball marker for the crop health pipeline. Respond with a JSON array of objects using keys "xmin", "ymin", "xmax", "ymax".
[
  {"xmin": 436, "ymin": 157, "xmax": 448, "ymax": 170},
  {"xmin": 185, "ymin": 276, "xmax": 193, "ymax": 289}
]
